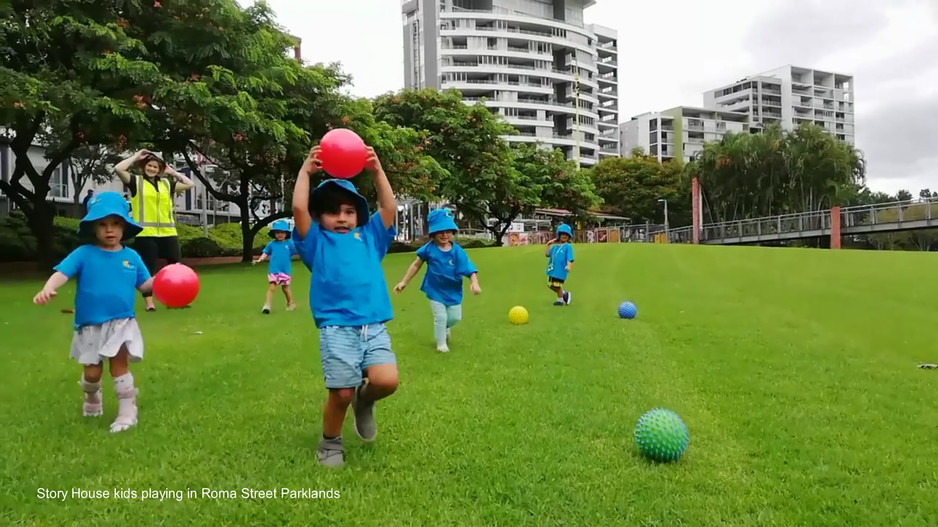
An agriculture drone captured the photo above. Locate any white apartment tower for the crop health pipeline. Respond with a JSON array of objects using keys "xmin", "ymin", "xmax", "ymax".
[
  {"xmin": 402, "ymin": 0, "xmax": 620, "ymax": 166},
  {"xmin": 619, "ymin": 106, "xmax": 749, "ymax": 163},
  {"xmin": 703, "ymin": 65, "xmax": 855, "ymax": 145}
]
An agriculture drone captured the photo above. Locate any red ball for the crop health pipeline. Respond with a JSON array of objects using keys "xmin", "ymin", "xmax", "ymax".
[
  {"xmin": 319, "ymin": 128, "xmax": 368, "ymax": 179},
  {"xmin": 153, "ymin": 263, "xmax": 200, "ymax": 308}
]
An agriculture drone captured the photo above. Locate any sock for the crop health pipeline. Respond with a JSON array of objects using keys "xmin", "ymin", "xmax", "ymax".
[
  {"xmin": 81, "ymin": 377, "xmax": 101, "ymax": 400},
  {"xmin": 114, "ymin": 372, "xmax": 135, "ymax": 392}
]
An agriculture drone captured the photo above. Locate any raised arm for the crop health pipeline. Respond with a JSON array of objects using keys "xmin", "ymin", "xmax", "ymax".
[
  {"xmin": 545, "ymin": 238, "xmax": 556, "ymax": 257},
  {"xmin": 365, "ymin": 147, "xmax": 397, "ymax": 229},
  {"xmin": 114, "ymin": 150, "xmax": 149, "ymax": 185},
  {"xmin": 293, "ymin": 146, "xmax": 321, "ymax": 238},
  {"xmin": 166, "ymin": 165, "xmax": 195, "ymax": 193}
]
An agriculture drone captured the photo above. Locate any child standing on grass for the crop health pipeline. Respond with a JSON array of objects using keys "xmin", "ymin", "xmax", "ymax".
[
  {"xmin": 253, "ymin": 219, "xmax": 298, "ymax": 314},
  {"xmin": 546, "ymin": 223, "xmax": 575, "ymax": 306},
  {"xmin": 33, "ymin": 192, "xmax": 153, "ymax": 434},
  {"xmin": 292, "ymin": 143, "xmax": 399, "ymax": 468},
  {"xmin": 394, "ymin": 208, "xmax": 481, "ymax": 353}
]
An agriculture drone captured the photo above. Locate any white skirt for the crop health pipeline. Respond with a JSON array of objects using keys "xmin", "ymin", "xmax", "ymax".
[{"xmin": 70, "ymin": 318, "xmax": 145, "ymax": 366}]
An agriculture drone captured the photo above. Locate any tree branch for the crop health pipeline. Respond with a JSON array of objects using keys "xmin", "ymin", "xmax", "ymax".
[
  {"xmin": 248, "ymin": 210, "xmax": 291, "ymax": 236},
  {"xmin": 181, "ymin": 149, "xmax": 239, "ymax": 202}
]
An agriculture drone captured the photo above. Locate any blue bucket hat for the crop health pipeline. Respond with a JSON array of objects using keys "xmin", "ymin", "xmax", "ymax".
[
  {"xmin": 78, "ymin": 191, "xmax": 142, "ymax": 241},
  {"xmin": 428, "ymin": 208, "xmax": 458, "ymax": 235},
  {"xmin": 269, "ymin": 219, "xmax": 291, "ymax": 239},
  {"xmin": 310, "ymin": 179, "xmax": 369, "ymax": 227},
  {"xmin": 557, "ymin": 223, "xmax": 573, "ymax": 238}
]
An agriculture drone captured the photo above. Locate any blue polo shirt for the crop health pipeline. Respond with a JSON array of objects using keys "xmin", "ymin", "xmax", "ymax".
[
  {"xmin": 263, "ymin": 239, "xmax": 298, "ymax": 275},
  {"xmin": 54, "ymin": 245, "xmax": 151, "ymax": 329},
  {"xmin": 546, "ymin": 242, "xmax": 575, "ymax": 281},
  {"xmin": 293, "ymin": 212, "xmax": 397, "ymax": 328},
  {"xmin": 415, "ymin": 242, "xmax": 478, "ymax": 306}
]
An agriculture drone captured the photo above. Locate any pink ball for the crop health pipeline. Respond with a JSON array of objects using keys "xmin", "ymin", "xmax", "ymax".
[
  {"xmin": 319, "ymin": 128, "xmax": 368, "ymax": 179},
  {"xmin": 153, "ymin": 263, "xmax": 200, "ymax": 308}
]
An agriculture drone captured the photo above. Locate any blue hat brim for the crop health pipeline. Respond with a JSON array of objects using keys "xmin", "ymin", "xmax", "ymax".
[
  {"xmin": 429, "ymin": 217, "xmax": 459, "ymax": 235},
  {"xmin": 268, "ymin": 229, "xmax": 291, "ymax": 239},
  {"xmin": 78, "ymin": 212, "xmax": 143, "ymax": 241},
  {"xmin": 557, "ymin": 225, "xmax": 573, "ymax": 237},
  {"xmin": 311, "ymin": 179, "xmax": 369, "ymax": 227}
]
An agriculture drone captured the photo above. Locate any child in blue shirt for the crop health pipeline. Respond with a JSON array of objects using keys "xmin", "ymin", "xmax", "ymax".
[
  {"xmin": 291, "ymin": 143, "xmax": 399, "ymax": 468},
  {"xmin": 546, "ymin": 223, "xmax": 575, "ymax": 306},
  {"xmin": 394, "ymin": 208, "xmax": 481, "ymax": 353},
  {"xmin": 252, "ymin": 219, "xmax": 298, "ymax": 314},
  {"xmin": 33, "ymin": 192, "xmax": 154, "ymax": 434}
]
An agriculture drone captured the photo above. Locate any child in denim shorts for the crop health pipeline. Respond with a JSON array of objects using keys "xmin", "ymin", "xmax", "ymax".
[{"xmin": 291, "ymin": 142, "xmax": 399, "ymax": 468}]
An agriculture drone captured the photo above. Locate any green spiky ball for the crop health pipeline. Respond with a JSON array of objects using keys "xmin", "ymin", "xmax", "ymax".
[{"xmin": 634, "ymin": 408, "xmax": 690, "ymax": 462}]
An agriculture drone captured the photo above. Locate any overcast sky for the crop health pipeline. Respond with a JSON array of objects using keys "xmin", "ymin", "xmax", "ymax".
[{"xmin": 263, "ymin": 0, "xmax": 937, "ymax": 195}]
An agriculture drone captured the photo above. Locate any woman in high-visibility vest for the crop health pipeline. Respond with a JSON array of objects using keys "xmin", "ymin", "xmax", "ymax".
[{"xmin": 114, "ymin": 150, "xmax": 195, "ymax": 311}]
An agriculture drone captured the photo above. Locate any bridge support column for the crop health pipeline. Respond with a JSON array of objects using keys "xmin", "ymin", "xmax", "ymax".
[
  {"xmin": 830, "ymin": 206, "xmax": 841, "ymax": 249},
  {"xmin": 692, "ymin": 177, "xmax": 701, "ymax": 244}
]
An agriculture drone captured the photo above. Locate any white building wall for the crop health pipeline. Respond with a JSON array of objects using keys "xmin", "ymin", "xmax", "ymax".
[{"xmin": 404, "ymin": 0, "xmax": 616, "ymax": 167}]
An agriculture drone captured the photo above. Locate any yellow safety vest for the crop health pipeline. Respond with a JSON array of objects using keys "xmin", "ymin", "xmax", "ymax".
[{"xmin": 132, "ymin": 176, "xmax": 178, "ymax": 237}]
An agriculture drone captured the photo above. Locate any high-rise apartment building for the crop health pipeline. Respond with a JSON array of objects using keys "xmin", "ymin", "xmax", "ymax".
[
  {"xmin": 402, "ymin": 0, "xmax": 619, "ymax": 167},
  {"xmin": 619, "ymin": 106, "xmax": 749, "ymax": 162},
  {"xmin": 703, "ymin": 65, "xmax": 855, "ymax": 145}
]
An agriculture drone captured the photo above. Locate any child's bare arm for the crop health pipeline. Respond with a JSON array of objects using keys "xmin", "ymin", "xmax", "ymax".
[
  {"xmin": 33, "ymin": 272, "xmax": 69, "ymax": 305},
  {"xmin": 366, "ymin": 148, "xmax": 397, "ymax": 229},
  {"xmin": 545, "ymin": 239, "xmax": 556, "ymax": 256},
  {"xmin": 253, "ymin": 253, "xmax": 269, "ymax": 265},
  {"xmin": 394, "ymin": 257, "xmax": 424, "ymax": 292},
  {"xmin": 293, "ymin": 146, "xmax": 320, "ymax": 238},
  {"xmin": 138, "ymin": 277, "xmax": 154, "ymax": 294}
]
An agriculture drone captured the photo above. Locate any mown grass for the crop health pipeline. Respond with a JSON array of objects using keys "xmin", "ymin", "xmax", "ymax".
[{"xmin": 0, "ymin": 243, "xmax": 935, "ymax": 525}]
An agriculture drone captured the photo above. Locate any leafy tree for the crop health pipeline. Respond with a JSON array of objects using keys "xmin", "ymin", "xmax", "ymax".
[
  {"xmin": 513, "ymin": 143, "xmax": 601, "ymax": 223},
  {"xmin": 686, "ymin": 123, "xmax": 865, "ymax": 222},
  {"xmin": 587, "ymin": 154, "xmax": 684, "ymax": 223},
  {"xmin": 66, "ymin": 145, "xmax": 121, "ymax": 206},
  {"xmin": 373, "ymin": 89, "xmax": 520, "ymax": 244},
  {"xmin": 1, "ymin": 1, "xmax": 163, "ymax": 264},
  {"xmin": 374, "ymin": 88, "xmax": 603, "ymax": 243}
]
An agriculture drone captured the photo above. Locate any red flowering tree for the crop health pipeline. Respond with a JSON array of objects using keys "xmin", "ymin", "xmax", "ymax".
[{"xmin": 0, "ymin": 0, "xmax": 165, "ymax": 264}]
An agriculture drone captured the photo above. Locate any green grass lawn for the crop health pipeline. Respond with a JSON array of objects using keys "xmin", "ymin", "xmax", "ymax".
[{"xmin": 1, "ymin": 243, "xmax": 936, "ymax": 525}]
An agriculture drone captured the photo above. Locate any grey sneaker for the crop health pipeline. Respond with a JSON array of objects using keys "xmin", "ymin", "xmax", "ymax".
[
  {"xmin": 317, "ymin": 436, "xmax": 344, "ymax": 468},
  {"xmin": 563, "ymin": 291, "xmax": 571, "ymax": 305},
  {"xmin": 351, "ymin": 385, "xmax": 377, "ymax": 443}
]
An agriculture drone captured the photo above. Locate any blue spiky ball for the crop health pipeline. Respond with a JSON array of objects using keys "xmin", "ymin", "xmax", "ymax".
[
  {"xmin": 634, "ymin": 408, "xmax": 690, "ymax": 462},
  {"xmin": 618, "ymin": 301, "xmax": 637, "ymax": 319}
]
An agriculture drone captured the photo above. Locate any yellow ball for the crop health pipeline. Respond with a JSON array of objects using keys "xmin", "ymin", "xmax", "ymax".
[{"xmin": 508, "ymin": 305, "xmax": 529, "ymax": 325}]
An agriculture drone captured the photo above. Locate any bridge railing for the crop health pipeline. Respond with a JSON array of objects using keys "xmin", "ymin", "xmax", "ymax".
[
  {"xmin": 652, "ymin": 196, "xmax": 938, "ymax": 244},
  {"xmin": 840, "ymin": 197, "xmax": 937, "ymax": 229}
]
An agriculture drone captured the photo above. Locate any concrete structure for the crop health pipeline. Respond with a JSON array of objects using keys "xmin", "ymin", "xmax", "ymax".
[
  {"xmin": 401, "ymin": 0, "xmax": 619, "ymax": 167},
  {"xmin": 703, "ymin": 65, "xmax": 855, "ymax": 145},
  {"xmin": 619, "ymin": 106, "xmax": 749, "ymax": 162}
]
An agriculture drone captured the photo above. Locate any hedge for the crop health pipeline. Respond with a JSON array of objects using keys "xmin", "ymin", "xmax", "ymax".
[{"xmin": 0, "ymin": 211, "xmax": 496, "ymax": 263}]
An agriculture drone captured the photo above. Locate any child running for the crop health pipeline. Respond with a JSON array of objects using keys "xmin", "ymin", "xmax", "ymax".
[
  {"xmin": 292, "ymin": 143, "xmax": 399, "ymax": 468},
  {"xmin": 253, "ymin": 219, "xmax": 298, "ymax": 314},
  {"xmin": 33, "ymin": 192, "xmax": 153, "ymax": 433},
  {"xmin": 546, "ymin": 223, "xmax": 575, "ymax": 306},
  {"xmin": 394, "ymin": 208, "xmax": 481, "ymax": 353}
]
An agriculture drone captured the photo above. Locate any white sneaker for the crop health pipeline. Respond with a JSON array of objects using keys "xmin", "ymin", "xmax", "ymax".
[
  {"xmin": 262, "ymin": 305, "xmax": 271, "ymax": 314},
  {"xmin": 286, "ymin": 303, "xmax": 296, "ymax": 312},
  {"xmin": 437, "ymin": 343, "xmax": 450, "ymax": 353}
]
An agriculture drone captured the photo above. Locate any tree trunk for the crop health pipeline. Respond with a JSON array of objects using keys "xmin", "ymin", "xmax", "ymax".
[
  {"xmin": 238, "ymin": 197, "xmax": 253, "ymax": 263},
  {"xmin": 27, "ymin": 199, "xmax": 58, "ymax": 270}
]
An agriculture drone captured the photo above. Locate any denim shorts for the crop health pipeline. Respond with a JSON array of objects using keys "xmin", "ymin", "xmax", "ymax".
[{"xmin": 319, "ymin": 323, "xmax": 396, "ymax": 389}]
